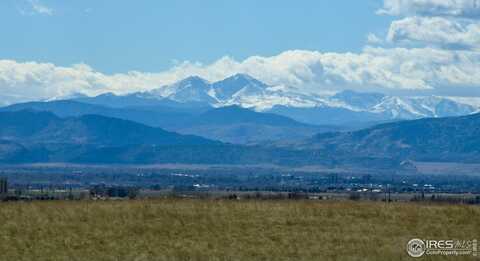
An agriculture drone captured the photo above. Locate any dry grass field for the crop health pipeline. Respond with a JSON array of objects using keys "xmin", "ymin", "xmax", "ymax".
[{"xmin": 0, "ymin": 199, "xmax": 478, "ymax": 261}]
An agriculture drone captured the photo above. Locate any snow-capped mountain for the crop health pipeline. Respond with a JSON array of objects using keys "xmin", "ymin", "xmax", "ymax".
[
  {"xmin": 212, "ymin": 73, "xmax": 267, "ymax": 101},
  {"xmin": 66, "ymin": 74, "xmax": 480, "ymax": 126},
  {"xmin": 150, "ymin": 76, "xmax": 217, "ymax": 105},
  {"xmin": 371, "ymin": 96, "xmax": 476, "ymax": 119},
  {"xmin": 329, "ymin": 90, "xmax": 478, "ymax": 120},
  {"xmin": 331, "ymin": 90, "xmax": 385, "ymax": 110},
  {"xmin": 145, "ymin": 74, "xmax": 322, "ymax": 110}
]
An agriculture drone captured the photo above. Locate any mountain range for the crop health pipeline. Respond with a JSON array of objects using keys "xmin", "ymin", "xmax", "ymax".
[
  {"xmin": 0, "ymin": 110, "xmax": 326, "ymax": 165},
  {"xmin": 1, "ymin": 109, "xmax": 480, "ymax": 167},
  {"xmin": 65, "ymin": 74, "xmax": 480, "ymax": 126},
  {"xmin": 299, "ymin": 112, "xmax": 480, "ymax": 163},
  {"xmin": 1, "ymin": 73, "xmax": 480, "ymax": 168},
  {"xmin": 0, "ymin": 110, "xmax": 225, "ymax": 163},
  {"xmin": 1, "ymin": 101, "xmax": 338, "ymax": 144}
]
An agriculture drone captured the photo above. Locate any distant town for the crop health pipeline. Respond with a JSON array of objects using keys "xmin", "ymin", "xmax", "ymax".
[{"xmin": 1, "ymin": 164, "xmax": 479, "ymax": 204}]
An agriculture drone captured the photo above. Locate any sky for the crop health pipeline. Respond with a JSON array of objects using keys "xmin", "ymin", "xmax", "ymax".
[
  {"xmin": 1, "ymin": 0, "xmax": 480, "ymax": 104},
  {"xmin": 0, "ymin": 0, "xmax": 391, "ymax": 73}
]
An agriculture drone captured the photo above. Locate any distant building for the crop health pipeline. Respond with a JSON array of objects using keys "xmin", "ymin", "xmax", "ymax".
[
  {"xmin": 0, "ymin": 178, "xmax": 7, "ymax": 196},
  {"xmin": 90, "ymin": 184, "xmax": 138, "ymax": 199}
]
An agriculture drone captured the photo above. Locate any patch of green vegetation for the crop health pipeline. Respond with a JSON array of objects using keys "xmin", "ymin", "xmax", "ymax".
[{"xmin": 0, "ymin": 200, "xmax": 478, "ymax": 261}]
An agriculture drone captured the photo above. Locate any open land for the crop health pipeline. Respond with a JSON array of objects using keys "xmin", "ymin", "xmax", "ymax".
[{"xmin": 0, "ymin": 199, "xmax": 478, "ymax": 261}]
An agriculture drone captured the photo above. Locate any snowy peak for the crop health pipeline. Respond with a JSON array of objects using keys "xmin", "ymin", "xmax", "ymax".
[
  {"xmin": 176, "ymin": 76, "xmax": 210, "ymax": 88},
  {"xmin": 372, "ymin": 96, "xmax": 424, "ymax": 119},
  {"xmin": 433, "ymin": 98, "xmax": 475, "ymax": 117},
  {"xmin": 146, "ymin": 73, "xmax": 270, "ymax": 105},
  {"xmin": 155, "ymin": 76, "xmax": 215, "ymax": 104},
  {"xmin": 212, "ymin": 73, "xmax": 268, "ymax": 100},
  {"xmin": 71, "ymin": 74, "xmax": 480, "ymax": 125},
  {"xmin": 229, "ymin": 73, "xmax": 267, "ymax": 87},
  {"xmin": 330, "ymin": 90, "xmax": 477, "ymax": 119},
  {"xmin": 371, "ymin": 96, "xmax": 477, "ymax": 119},
  {"xmin": 332, "ymin": 90, "xmax": 385, "ymax": 110}
]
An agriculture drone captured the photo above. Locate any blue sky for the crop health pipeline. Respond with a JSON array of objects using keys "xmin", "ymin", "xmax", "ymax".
[
  {"xmin": 1, "ymin": 0, "xmax": 391, "ymax": 73},
  {"xmin": 1, "ymin": 0, "xmax": 480, "ymax": 104}
]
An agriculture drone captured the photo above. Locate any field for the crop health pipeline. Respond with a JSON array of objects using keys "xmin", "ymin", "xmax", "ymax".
[{"xmin": 0, "ymin": 200, "xmax": 479, "ymax": 261}]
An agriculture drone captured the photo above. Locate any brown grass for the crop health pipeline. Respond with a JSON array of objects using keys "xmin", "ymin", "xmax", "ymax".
[{"xmin": 0, "ymin": 199, "xmax": 478, "ymax": 261}]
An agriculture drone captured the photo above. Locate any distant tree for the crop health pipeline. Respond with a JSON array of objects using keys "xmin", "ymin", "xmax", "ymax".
[
  {"xmin": 128, "ymin": 188, "xmax": 139, "ymax": 199},
  {"xmin": 349, "ymin": 192, "xmax": 361, "ymax": 201}
]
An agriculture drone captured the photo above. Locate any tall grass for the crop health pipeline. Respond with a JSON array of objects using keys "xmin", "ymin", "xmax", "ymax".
[{"xmin": 0, "ymin": 200, "xmax": 478, "ymax": 261}]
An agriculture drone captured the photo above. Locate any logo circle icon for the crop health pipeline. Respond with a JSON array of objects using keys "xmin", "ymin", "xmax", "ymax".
[{"xmin": 407, "ymin": 239, "xmax": 426, "ymax": 257}]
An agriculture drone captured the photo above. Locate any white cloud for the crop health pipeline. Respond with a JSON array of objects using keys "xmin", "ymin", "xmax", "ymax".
[
  {"xmin": 387, "ymin": 16, "xmax": 480, "ymax": 49},
  {"xmin": 367, "ymin": 33, "xmax": 384, "ymax": 44},
  {"xmin": 2, "ymin": 47, "xmax": 480, "ymax": 105},
  {"xmin": 378, "ymin": 0, "xmax": 480, "ymax": 18},
  {"xmin": 19, "ymin": 0, "xmax": 53, "ymax": 16}
]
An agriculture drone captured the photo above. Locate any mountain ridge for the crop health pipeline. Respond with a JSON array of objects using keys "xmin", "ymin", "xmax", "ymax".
[
  {"xmin": 56, "ymin": 74, "xmax": 480, "ymax": 126},
  {"xmin": 0, "ymin": 110, "xmax": 218, "ymax": 147},
  {"xmin": 1, "ymin": 101, "xmax": 338, "ymax": 144},
  {"xmin": 1, "ymin": 110, "xmax": 480, "ymax": 167},
  {"xmin": 298, "ymin": 112, "xmax": 480, "ymax": 163}
]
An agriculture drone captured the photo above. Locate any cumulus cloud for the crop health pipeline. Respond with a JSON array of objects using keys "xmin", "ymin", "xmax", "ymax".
[
  {"xmin": 367, "ymin": 33, "xmax": 384, "ymax": 44},
  {"xmin": 2, "ymin": 47, "xmax": 480, "ymax": 105},
  {"xmin": 375, "ymin": 0, "xmax": 480, "ymax": 62},
  {"xmin": 30, "ymin": 0, "xmax": 53, "ymax": 15},
  {"xmin": 18, "ymin": 0, "xmax": 54, "ymax": 16},
  {"xmin": 378, "ymin": 0, "xmax": 480, "ymax": 18},
  {"xmin": 387, "ymin": 16, "xmax": 480, "ymax": 49}
]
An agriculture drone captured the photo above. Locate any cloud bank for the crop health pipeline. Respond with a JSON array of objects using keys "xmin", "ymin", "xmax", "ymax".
[
  {"xmin": 2, "ymin": 47, "xmax": 480, "ymax": 104},
  {"xmin": 382, "ymin": 0, "xmax": 480, "ymax": 49},
  {"xmin": 387, "ymin": 16, "xmax": 480, "ymax": 50},
  {"xmin": 378, "ymin": 0, "xmax": 480, "ymax": 18}
]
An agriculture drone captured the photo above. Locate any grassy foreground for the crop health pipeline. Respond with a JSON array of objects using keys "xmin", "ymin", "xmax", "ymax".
[{"xmin": 0, "ymin": 200, "xmax": 478, "ymax": 261}]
